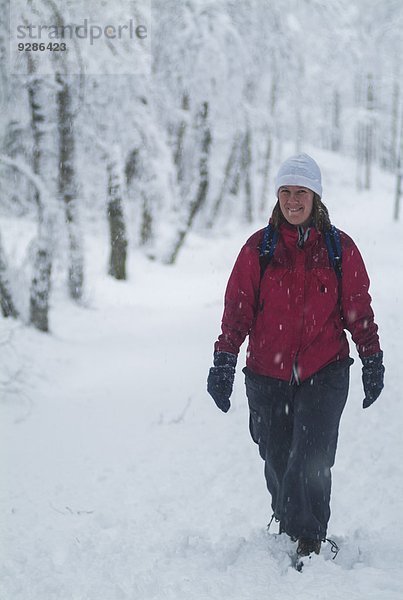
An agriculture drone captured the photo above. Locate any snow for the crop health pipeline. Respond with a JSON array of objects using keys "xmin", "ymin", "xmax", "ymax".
[{"xmin": 1, "ymin": 149, "xmax": 403, "ymax": 598}]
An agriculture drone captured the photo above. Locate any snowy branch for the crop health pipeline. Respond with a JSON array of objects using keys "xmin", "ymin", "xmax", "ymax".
[{"xmin": 0, "ymin": 154, "xmax": 51, "ymax": 206}]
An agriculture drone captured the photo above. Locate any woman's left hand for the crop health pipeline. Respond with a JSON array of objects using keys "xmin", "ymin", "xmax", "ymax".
[{"xmin": 362, "ymin": 351, "xmax": 385, "ymax": 408}]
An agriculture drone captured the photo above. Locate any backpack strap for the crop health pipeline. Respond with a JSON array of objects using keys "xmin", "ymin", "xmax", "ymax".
[
  {"xmin": 259, "ymin": 223, "xmax": 279, "ymax": 281},
  {"xmin": 324, "ymin": 225, "xmax": 342, "ymax": 280}
]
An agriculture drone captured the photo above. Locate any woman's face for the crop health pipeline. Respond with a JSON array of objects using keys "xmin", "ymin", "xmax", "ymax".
[{"xmin": 278, "ymin": 186, "xmax": 314, "ymax": 227}]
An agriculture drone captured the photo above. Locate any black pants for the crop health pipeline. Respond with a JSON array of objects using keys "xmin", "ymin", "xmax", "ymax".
[{"xmin": 244, "ymin": 358, "xmax": 353, "ymax": 541}]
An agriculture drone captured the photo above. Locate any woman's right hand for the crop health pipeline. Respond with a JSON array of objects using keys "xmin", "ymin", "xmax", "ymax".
[{"xmin": 207, "ymin": 352, "xmax": 237, "ymax": 413}]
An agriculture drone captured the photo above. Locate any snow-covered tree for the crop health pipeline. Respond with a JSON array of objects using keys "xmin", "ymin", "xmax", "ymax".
[
  {"xmin": 1, "ymin": 0, "xmax": 402, "ymax": 292},
  {"xmin": 0, "ymin": 230, "xmax": 18, "ymax": 318}
]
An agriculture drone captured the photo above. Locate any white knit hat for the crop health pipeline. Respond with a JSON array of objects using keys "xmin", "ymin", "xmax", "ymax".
[{"xmin": 275, "ymin": 153, "xmax": 322, "ymax": 198}]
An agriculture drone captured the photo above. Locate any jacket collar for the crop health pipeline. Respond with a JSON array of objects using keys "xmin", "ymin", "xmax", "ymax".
[{"xmin": 279, "ymin": 221, "xmax": 320, "ymax": 248}]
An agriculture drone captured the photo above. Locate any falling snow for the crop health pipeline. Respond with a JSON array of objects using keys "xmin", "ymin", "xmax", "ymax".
[{"xmin": 0, "ymin": 143, "xmax": 402, "ymax": 600}]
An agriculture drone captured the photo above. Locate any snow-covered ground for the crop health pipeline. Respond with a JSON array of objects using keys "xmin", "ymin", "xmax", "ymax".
[{"xmin": 1, "ymin": 149, "xmax": 403, "ymax": 599}]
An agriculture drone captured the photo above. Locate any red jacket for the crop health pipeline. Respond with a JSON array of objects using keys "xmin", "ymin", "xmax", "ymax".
[{"xmin": 215, "ymin": 222, "xmax": 381, "ymax": 383}]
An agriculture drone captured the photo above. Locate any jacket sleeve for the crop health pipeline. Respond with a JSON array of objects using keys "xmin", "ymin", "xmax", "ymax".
[
  {"xmin": 214, "ymin": 242, "xmax": 261, "ymax": 356},
  {"xmin": 340, "ymin": 233, "xmax": 381, "ymax": 358}
]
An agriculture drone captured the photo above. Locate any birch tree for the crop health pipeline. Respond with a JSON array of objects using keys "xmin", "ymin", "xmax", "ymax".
[
  {"xmin": 55, "ymin": 72, "xmax": 84, "ymax": 298},
  {"xmin": 167, "ymin": 101, "xmax": 212, "ymax": 264},
  {"xmin": 34, "ymin": 0, "xmax": 85, "ymax": 300},
  {"xmin": 394, "ymin": 105, "xmax": 403, "ymax": 221},
  {"xmin": 107, "ymin": 146, "xmax": 128, "ymax": 280},
  {"xmin": 0, "ymin": 154, "xmax": 55, "ymax": 328},
  {"xmin": 0, "ymin": 230, "xmax": 18, "ymax": 318},
  {"xmin": 27, "ymin": 62, "xmax": 57, "ymax": 332}
]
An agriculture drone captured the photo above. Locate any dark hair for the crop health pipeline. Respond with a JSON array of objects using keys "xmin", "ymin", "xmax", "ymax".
[{"xmin": 270, "ymin": 193, "xmax": 331, "ymax": 232}]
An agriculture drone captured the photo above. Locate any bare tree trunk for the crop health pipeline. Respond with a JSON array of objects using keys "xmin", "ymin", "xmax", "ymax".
[
  {"xmin": 140, "ymin": 190, "xmax": 153, "ymax": 246},
  {"xmin": 355, "ymin": 73, "xmax": 364, "ymax": 190},
  {"xmin": 395, "ymin": 161, "xmax": 402, "ymax": 221},
  {"xmin": 168, "ymin": 101, "xmax": 211, "ymax": 264},
  {"xmin": 206, "ymin": 133, "xmax": 242, "ymax": 228},
  {"xmin": 0, "ymin": 150, "xmax": 59, "ymax": 332},
  {"xmin": 364, "ymin": 73, "xmax": 374, "ymax": 190},
  {"xmin": 259, "ymin": 133, "xmax": 272, "ymax": 217},
  {"xmin": 394, "ymin": 106, "xmax": 403, "ymax": 221},
  {"xmin": 30, "ymin": 237, "xmax": 52, "ymax": 331},
  {"xmin": 27, "ymin": 68, "xmax": 55, "ymax": 332},
  {"xmin": 241, "ymin": 127, "xmax": 253, "ymax": 223},
  {"xmin": 356, "ymin": 121, "xmax": 364, "ymax": 190},
  {"xmin": 174, "ymin": 92, "xmax": 189, "ymax": 185},
  {"xmin": 107, "ymin": 152, "xmax": 128, "ymax": 280},
  {"xmin": 56, "ymin": 72, "xmax": 84, "ymax": 300},
  {"xmin": 331, "ymin": 89, "xmax": 341, "ymax": 152},
  {"xmin": 390, "ymin": 81, "xmax": 400, "ymax": 172},
  {"xmin": 125, "ymin": 148, "xmax": 139, "ymax": 186},
  {"xmin": 125, "ymin": 145, "xmax": 154, "ymax": 247},
  {"xmin": 0, "ymin": 153, "xmax": 57, "ymax": 331},
  {"xmin": 0, "ymin": 231, "xmax": 18, "ymax": 318},
  {"xmin": 259, "ymin": 64, "xmax": 278, "ymax": 217},
  {"xmin": 207, "ymin": 125, "xmax": 253, "ymax": 227},
  {"xmin": 295, "ymin": 57, "xmax": 304, "ymax": 153},
  {"xmin": 364, "ymin": 123, "xmax": 373, "ymax": 189}
]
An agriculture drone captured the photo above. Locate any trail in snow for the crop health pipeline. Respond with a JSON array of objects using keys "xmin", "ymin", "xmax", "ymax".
[{"xmin": 1, "ymin": 152, "xmax": 403, "ymax": 599}]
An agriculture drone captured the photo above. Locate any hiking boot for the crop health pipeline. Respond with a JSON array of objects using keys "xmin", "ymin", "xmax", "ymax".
[
  {"xmin": 279, "ymin": 522, "xmax": 297, "ymax": 541},
  {"xmin": 296, "ymin": 538, "xmax": 321, "ymax": 557}
]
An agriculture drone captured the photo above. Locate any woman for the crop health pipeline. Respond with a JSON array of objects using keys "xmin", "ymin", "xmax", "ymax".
[{"xmin": 207, "ymin": 153, "xmax": 384, "ymax": 558}]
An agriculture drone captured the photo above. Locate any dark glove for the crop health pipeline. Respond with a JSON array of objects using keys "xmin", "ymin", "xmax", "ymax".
[
  {"xmin": 207, "ymin": 352, "xmax": 237, "ymax": 413},
  {"xmin": 362, "ymin": 351, "xmax": 384, "ymax": 409}
]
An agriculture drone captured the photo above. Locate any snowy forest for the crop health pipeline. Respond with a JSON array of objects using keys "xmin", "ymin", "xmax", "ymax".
[
  {"xmin": 1, "ymin": 0, "xmax": 403, "ymax": 330},
  {"xmin": 1, "ymin": 2, "xmax": 403, "ymax": 599}
]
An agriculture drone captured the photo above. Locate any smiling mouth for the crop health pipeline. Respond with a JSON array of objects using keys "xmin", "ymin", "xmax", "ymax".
[{"xmin": 287, "ymin": 207, "xmax": 303, "ymax": 213}]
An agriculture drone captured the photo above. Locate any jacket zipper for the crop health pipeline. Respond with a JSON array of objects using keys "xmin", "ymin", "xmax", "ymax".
[
  {"xmin": 290, "ymin": 241, "xmax": 307, "ymax": 386},
  {"xmin": 290, "ymin": 352, "xmax": 301, "ymax": 385}
]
